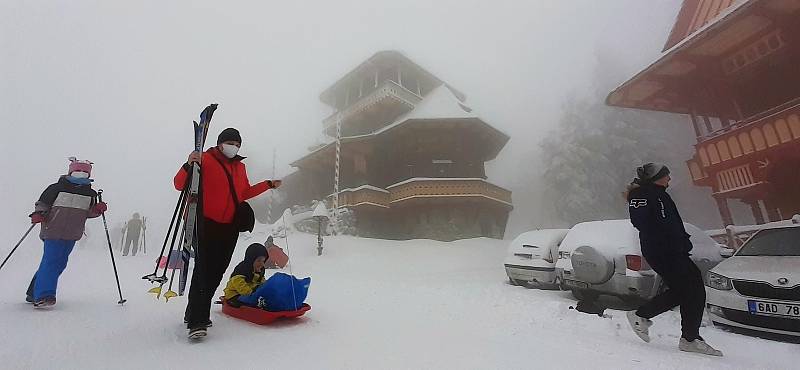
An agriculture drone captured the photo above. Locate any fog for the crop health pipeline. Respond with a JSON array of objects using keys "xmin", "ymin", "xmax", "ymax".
[{"xmin": 1, "ymin": 0, "xmax": 685, "ymax": 243}]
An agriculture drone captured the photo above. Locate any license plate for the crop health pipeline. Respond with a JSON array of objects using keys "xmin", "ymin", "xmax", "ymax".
[
  {"xmin": 748, "ymin": 300, "xmax": 800, "ymax": 319},
  {"xmin": 564, "ymin": 279, "xmax": 588, "ymax": 289}
]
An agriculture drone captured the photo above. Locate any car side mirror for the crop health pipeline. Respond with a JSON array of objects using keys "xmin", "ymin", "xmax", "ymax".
[{"xmin": 719, "ymin": 248, "xmax": 734, "ymax": 258}]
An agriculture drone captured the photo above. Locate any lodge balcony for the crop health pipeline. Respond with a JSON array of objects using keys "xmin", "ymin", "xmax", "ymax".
[
  {"xmin": 687, "ymin": 98, "xmax": 800, "ymax": 194},
  {"xmin": 327, "ymin": 178, "xmax": 513, "ymax": 211},
  {"xmin": 322, "ymin": 79, "xmax": 422, "ymax": 137},
  {"xmin": 386, "ymin": 178, "xmax": 512, "ymax": 208}
]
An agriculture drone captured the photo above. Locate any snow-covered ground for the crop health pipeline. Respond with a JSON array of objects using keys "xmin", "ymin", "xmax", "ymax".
[{"xmin": 0, "ymin": 225, "xmax": 796, "ymax": 370}]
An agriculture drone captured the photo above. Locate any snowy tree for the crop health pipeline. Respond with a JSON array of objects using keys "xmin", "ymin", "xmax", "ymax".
[{"xmin": 539, "ymin": 55, "xmax": 717, "ymax": 226}]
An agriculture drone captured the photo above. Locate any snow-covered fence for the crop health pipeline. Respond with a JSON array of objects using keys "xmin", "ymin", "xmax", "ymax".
[{"xmin": 707, "ymin": 214, "xmax": 800, "ymax": 248}]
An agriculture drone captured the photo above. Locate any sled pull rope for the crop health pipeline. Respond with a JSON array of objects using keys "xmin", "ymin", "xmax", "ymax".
[{"xmin": 281, "ymin": 213, "xmax": 298, "ymax": 311}]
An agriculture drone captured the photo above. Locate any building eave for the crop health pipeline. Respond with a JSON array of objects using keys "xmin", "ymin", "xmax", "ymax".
[{"xmin": 606, "ymin": 0, "xmax": 762, "ymax": 113}]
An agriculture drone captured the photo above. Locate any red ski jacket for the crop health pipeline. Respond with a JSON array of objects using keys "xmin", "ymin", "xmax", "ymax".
[{"xmin": 174, "ymin": 148, "xmax": 272, "ymax": 224}]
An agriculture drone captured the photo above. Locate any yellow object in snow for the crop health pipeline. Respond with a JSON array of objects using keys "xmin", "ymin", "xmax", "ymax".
[{"xmin": 223, "ymin": 272, "xmax": 265, "ymax": 300}]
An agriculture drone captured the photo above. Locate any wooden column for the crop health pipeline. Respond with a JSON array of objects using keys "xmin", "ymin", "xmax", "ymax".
[
  {"xmin": 689, "ymin": 109, "xmax": 703, "ymax": 141},
  {"xmin": 764, "ymin": 198, "xmax": 782, "ymax": 222},
  {"xmin": 702, "ymin": 114, "xmax": 714, "ymax": 133},
  {"xmin": 748, "ymin": 200, "xmax": 766, "ymax": 224},
  {"xmin": 715, "ymin": 196, "xmax": 734, "ymax": 226},
  {"xmin": 397, "ymin": 67, "xmax": 403, "ymax": 87}
]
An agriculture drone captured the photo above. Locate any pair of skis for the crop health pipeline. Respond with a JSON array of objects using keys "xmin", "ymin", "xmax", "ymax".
[{"xmin": 142, "ymin": 104, "xmax": 217, "ymax": 301}]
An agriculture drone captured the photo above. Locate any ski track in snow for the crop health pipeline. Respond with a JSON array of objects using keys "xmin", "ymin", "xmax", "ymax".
[{"xmin": 0, "ymin": 225, "xmax": 796, "ymax": 370}]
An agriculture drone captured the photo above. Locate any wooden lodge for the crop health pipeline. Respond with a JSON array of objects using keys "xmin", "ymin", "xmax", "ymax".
[
  {"xmin": 608, "ymin": 0, "xmax": 800, "ymax": 226},
  {"xmin": 280, "ymin": 51, "xmax": 512, "ymax": 240}
]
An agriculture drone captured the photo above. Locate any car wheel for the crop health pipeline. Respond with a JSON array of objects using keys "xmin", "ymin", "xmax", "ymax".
[{"xmin": 572, "ymin": 289, "xmax": 599, "ymax": 302}]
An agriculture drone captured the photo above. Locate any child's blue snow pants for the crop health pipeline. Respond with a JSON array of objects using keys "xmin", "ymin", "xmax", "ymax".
[{"xmin": 28, "ymin": 239, "xmax": 76, "ymax": 299}]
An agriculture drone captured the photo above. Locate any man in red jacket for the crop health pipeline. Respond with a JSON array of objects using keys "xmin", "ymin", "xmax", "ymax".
[{"xmin": 175, "ymin": 127, "xmax": 281, "ymax": 338}]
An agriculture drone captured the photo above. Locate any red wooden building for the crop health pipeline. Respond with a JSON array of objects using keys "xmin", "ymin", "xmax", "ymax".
[{"xmin": 607, "ymin": 0, "xmax": 800, "ymax": 226}]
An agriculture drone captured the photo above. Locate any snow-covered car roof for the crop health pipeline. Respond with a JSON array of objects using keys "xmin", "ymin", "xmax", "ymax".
[
  {"xmin": 560, "ymin": 220, "xmax": 639, "ymax": 258},
  {"xmin": 509, "ymin": 229, "xmax": 569, "ymax": 249},
  {"xmin": 559, "ymin": 219, "xmax": 720, "ymax": 261}
]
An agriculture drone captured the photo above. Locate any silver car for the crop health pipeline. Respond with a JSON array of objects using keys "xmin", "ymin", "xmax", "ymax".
[
  {"xmin": 505, "ymin": 229, "xmax": 569, "ymax": 289},
  {"xmin": 705, "ymin": 225, "xmax": 800, "ymax": 337},
  {"xmin": 555, "ymin": 219, "xmax": 723, "ymax": 302}
]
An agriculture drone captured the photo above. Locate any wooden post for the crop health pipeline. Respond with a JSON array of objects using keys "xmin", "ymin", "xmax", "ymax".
[
  {"xmin": 397, "ymin": 67, "xmax": 403, "ymax": 86},
  {"xmin": 689, "ymin": 109, "xmax": 703, "ymax": 140},
  {"xmin": 715, "ymin": 196, "xmax": 734, "ymax": 226},
  {"xmin": 749, "ymin": 200, "xmax": 765, "ymax": 224},
  {"xmin": 702, "ymin": 114, "xmax": 714, "ymax": 133},
  {"xmin": 764, "ymin": 198, "xmax": 782, "ymax": 222}
]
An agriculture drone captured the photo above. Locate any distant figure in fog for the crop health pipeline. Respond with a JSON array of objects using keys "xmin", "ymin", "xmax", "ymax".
[{"xmin": 122, "ymin": 213, "xmax": 144, "ymax": 256}]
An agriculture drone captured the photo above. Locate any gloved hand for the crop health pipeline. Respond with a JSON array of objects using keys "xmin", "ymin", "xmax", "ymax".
[
  {"xmin": 267, "ymin": 180, "xmax": 282, "ymax": 189},
  {"xmin": 94, "ymin": 202, "xmax": 108, "ymax": 213},
  {"xmin": 30, "ymin": 213, "xmax": 46, "ymax": 224}
]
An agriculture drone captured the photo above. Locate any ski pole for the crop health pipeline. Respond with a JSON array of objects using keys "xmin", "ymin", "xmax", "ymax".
[
  {"xmin": 142, "ymin": 217, "xmax": 147, "ymax": 255},
  {"xmin": 0, "ymin": 224, "xmax": 36, "ymax": 271},
  {"xmin": 143, "ymin": 188, "xmax": 187, "ymax": 282},
  {"xmin": 98, "ymin": 190, "xmax": 127, "ymax": 305}
]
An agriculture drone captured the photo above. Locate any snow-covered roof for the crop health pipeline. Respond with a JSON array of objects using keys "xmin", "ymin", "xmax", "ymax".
[
  {"xmin": 509, "ymin": 229, "xmax": 570, "ymax": 250},
  {"xmin": 342, "ymin": 85, "xmax": 495, "ymax": 139},
  {"xmin": 319, "ymin": 50, "xmax": 466, "ymax": 106},
  {"xmin": 386, "ymin": 177, "xmax": 495, "ymax": 189},
  {"xmin": 327, "ymin": 184, "xmax": 391, "ymax": 197},
  {"xmin": 292, "ymin": 86, "xmax": 509, "ymax": 167},
  {"xmin": 312, "ymin": 202, "xmax": 330, "ymax": 218},
  {"xmin": 335, "ymin": 201, "xmax": 390, "ymax": 209}
]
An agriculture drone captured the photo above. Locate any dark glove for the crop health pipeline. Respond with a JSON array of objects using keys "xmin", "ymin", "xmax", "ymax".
[{"xmin": 227, "ymin": 296, "xmax": 243, "ymax": 308}]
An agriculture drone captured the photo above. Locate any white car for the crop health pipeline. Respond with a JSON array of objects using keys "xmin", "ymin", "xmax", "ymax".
[
  {"xmin": 505, "ymin": 229, "xmax": 570, "ymax": 289},
  {"xmin": 705, "ymin": 225, "xmax": 800, "ymax": 337},
  {"xmin": 555, "ymin": 219, "xmax": 723, "ymax": 302}
]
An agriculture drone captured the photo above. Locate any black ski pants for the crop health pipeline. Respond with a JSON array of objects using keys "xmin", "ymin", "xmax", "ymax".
[
  {"xmin": 186, "ymin": 218, "xmax": 238, "ymax": 329},
  {"xmin": 635, "ymin": 255, "xmax": 705, "ymax": 341}
]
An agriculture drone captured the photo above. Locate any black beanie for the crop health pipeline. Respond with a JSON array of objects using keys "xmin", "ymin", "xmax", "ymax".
[
  {"xmin": 636, "ymin": 163, "xmax": 670, "ymax": 184},
  {"xmin": 217, "ymin": 128, "xmax": 242, "ymax": 145}
]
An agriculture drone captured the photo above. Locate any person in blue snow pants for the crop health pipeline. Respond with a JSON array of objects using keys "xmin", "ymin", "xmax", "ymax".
[
  {"xmin": 238, "ymin": 273, "xmax": 311, "ymax": 312},
  {"xmin": 25, "ymin": 158, "xmax": 107, "ymax": 307}
]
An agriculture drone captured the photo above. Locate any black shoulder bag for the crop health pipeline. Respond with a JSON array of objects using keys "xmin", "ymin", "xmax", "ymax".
[{"xmin": 212, "ymin": 155, "xmax": 255, "ymax": 232}]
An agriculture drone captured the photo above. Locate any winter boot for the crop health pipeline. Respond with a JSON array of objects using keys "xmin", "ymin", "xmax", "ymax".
[
  {"xmin": 33, "ymin": 296, "xmax": 56, "ymax": 309},
  {"xmin": 679, "ymin": 338, "xmax": 723, "ymax": 356},
  {"xmin": 188, "ymin": 326, "xmax": 208, "ymax": 340},
  {"xmin": 25, "ymin": 295, "xmax": 34, "ymax": 304},
  {"xmin": 627, "ymin": 311, "xmax": 653, "ymax": 343}
]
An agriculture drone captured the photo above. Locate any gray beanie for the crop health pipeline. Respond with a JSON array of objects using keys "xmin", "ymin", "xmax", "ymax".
[{"xmin": 636, "ymin": 163, "xmax": 670, "ymax": 183}]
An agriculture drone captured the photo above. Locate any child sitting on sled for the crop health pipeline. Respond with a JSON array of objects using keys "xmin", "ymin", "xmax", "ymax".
[{"xmin": 223, "ymin": 243, "xmax": 310, "ymax": 312}]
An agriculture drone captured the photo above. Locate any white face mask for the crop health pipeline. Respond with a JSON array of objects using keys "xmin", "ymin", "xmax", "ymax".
[
  {"xmin": 220, "ymin": 144, "xmax": 240, "ymax": 159},
  {"xmin": 71, "ymin": 171, "xmax": 90, "ymax": 179}
]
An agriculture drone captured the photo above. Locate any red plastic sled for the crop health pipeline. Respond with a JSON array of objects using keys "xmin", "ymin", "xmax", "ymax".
[{"xmin": 221, "ymin": 299, "xmax": 311, "ymax": 325}]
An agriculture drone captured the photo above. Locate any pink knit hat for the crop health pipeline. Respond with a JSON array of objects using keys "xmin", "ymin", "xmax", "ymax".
[{"xmin": 68, "ymin": 157, "xmax": 93, "ymax": 176}]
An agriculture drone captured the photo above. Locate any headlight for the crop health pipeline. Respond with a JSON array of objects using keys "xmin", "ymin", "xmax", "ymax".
[{"xmin": 706, "ymin": 272, "xmax": 732, "ymax": 290}]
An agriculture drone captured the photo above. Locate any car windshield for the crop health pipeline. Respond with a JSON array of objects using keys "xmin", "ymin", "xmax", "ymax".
[{"xmin": 737, "ymin": 228, "xmax": 800, "ymax": 257}]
